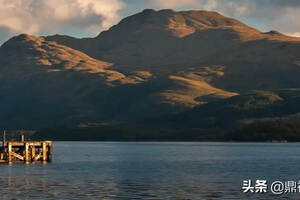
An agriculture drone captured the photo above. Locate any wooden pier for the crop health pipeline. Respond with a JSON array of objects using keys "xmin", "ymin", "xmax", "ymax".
[{"xmin": 0, "ymin": 132, "xmax": 52, "ymax": 164}]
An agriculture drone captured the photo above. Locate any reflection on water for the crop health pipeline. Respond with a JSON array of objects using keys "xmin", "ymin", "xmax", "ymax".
[{"xmin": 0, "ymin": 142, "xmax": 300, "ymax": 199}]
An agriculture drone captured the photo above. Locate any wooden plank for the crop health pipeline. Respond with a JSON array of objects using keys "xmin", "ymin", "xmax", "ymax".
[
  {"xmin": 34, "ymin": 154, "xmax": 41, "ymax": 161},
  {"xmin": 10, "ymin": 152, "xmax": 24, "ymax": 161},
  {"xmin": 31, "ymin": 146, "xmax": 35, "ymax": 160},
  {"xmin": 8, "ymin": 142, "xmax": 25, "ymax": 146},
  {"xmin": 8, "ymin": 142, "xmax": 43, "ymax": 146},
  {"xmin": 26, "ymin": 142, "xmax": 42, "ymax": 146}
]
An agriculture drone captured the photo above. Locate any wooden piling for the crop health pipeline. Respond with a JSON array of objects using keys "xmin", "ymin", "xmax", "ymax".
[
  {"xmin": 48, "ymin": 142, "xmax": 53, "ymax": 162},
  {"xmin": 25, "ymin": 143, "xmax": 29, "ymax": 162},
  {"xmin": 3, "ymin": 130, "xmax": 6, "ymax": 147},
  {"xmin": 8, "ymin": 142, "xmax": 12, "ymax": 163},
  {"xmin": 42, "ymin": 142, "xmax": 47, "ymax": 161}
]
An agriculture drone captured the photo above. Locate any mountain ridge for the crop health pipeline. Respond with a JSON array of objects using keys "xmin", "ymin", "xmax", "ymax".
[{"xmin": 45, "ymin": 9, "xmax": 299, "ymax": 73}]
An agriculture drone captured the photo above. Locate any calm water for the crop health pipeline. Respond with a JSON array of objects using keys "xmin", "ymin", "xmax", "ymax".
[{"xmin": 1, "ymin": 142, "xmax": 300, "ymax": 200}]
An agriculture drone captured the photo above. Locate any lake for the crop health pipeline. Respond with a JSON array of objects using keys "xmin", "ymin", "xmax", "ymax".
[{"xmin": 1, "ymin": 142, "xmax": 300, "ymax": 200}]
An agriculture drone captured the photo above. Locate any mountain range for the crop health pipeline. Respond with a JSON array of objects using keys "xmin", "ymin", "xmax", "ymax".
[{"xmin": 1, "ymin": 9, "xmax": 300, "ymax": 141}]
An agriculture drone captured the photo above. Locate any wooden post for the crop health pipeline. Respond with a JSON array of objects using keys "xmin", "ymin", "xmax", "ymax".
[
  {"xmin": 48, "ymin": 143, "xmax": 52, "ymax": 162},
  {"xmin": 25, "ymin": 143, "xmax": 29, "ymax": 163},
  {"xmin": 2, "ymin": 131, "xmax": 6, "ymax": 160},
  {"xmin": 42, "ymin": 142, "xmax": 47, "ymax": 161},
  {"xmin": 8, "ymin": 142, "xmax": 12, "ymax": 163},
  {"xmin": 3, "ymin": 130, "xmax": 6, "ymax": 147},
  {"xmin": 31, "ymin": 146, "xmax": 35, "ymax": 161}
]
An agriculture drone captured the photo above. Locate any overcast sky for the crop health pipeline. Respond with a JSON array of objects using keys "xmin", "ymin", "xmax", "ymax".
[{"xmin": 0, "ymin": 0, "xmax": 299, "ymax": 44}]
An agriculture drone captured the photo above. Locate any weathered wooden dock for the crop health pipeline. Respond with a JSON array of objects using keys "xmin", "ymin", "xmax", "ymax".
[{"xmin": 0, "ymin": 133, "xmax": 52, "ymax": 164}]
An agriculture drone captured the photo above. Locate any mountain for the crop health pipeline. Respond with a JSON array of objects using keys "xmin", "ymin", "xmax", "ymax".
[
  {"xmin": 0, "ymin": 32, "xmax": 236, "ymax": 128},
  {"xmin": 47, "ymin": 9, "xmax": 259, "ymax": 68},
  {"xmin": 1, "ymin": 9, "xmax": 300, "ymax": 140},
  {"xmin": 46, "ymin": 9, "xmax": 300, "ymax": 90},
  {"xmin": 0, "ymin": 34, "xmax": 126, "ymax": 128}
]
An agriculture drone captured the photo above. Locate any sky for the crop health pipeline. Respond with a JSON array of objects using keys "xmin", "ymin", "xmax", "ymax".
[{"xmin": 0, "ymin": 0, "xmax": 299, "ymax": 44}]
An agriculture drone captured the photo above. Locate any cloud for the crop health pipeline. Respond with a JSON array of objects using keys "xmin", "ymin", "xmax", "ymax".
[
  {"xmin": 0, "ymin": 0, "xmax": 125, "ymax": 38},
  {"xmin": 149, "ymin": 0, "xmax": 300, "ymax": 37},
  {"xmin": 0, "ymin": 26, "xmax": 14, "ymax": 45},
  {"xmin": 231, "ymin": 1, "xmax": 300, "ymax": 37},
  {"xmin": 150, "ymin": 0, "xmax": 255, "ymax": 16},
  {"xmin": 151, "ymin": 0, "xmax": 198, "ymax": 8},
  {"xmin": 0, "ymin": 0, "xmax": 299, "ymax": 42},
  {"xmin": 266, "ymin": 6, "xmax": 300, "ymax": 36},
  {"xmin": 287, "ymin": 32, "xmax": 300, "ymax": 38}
]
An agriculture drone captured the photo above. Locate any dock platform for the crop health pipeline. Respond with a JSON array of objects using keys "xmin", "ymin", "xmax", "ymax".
[{"xmin": 0, "ymin": 133, "xmax": 52, "ymax": 164}]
